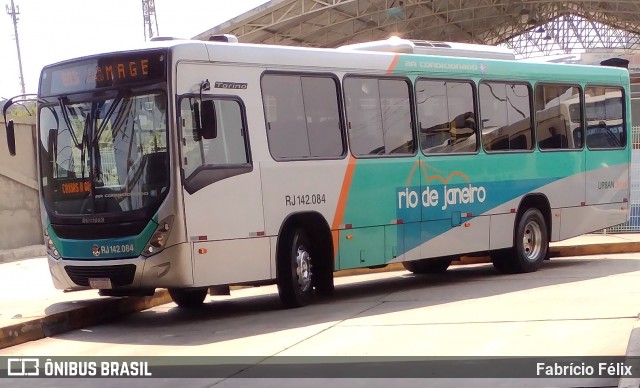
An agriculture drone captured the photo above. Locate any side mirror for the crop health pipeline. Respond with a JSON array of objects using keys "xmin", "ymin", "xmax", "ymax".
[
  {"xmin": 2, "ymin": 94, "xmax": 38, "ymax": 156},
  {"xmin": 200, "ymin": 100, "xmax": 217, "ymax": 139},
  {"xmin": 6, "ymin": 120, "xmax": 16, "ymax": 156}
]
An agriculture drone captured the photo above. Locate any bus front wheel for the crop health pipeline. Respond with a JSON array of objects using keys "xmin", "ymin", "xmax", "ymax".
[
  {"xmin": 168, "ymin": 287, "xmax": 208, "ymax": 308},
  {"xmin": 492, "ymin": 208, "xmax": 548, "ymax": 274},
  {"xmin": 277, "ymin": 228, "xmax": 314, "ymax": 308}
]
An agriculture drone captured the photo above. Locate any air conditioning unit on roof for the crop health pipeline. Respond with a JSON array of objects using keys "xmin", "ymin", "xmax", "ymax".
[{"xmin": 338, "ymin": 36, "xmax": 515, "ymax": 60}]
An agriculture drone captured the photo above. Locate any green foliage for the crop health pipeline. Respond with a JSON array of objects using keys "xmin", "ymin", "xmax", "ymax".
[{"xmin": 3, "ymin": 100, "xmax": 36, "ymax": 117}]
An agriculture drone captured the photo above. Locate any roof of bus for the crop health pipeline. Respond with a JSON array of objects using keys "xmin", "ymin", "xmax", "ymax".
[
  {"xmin": 44, "ymin": 38, "xmax": 629, "ymax": 86},
  {"xmin": 204, "ymin": 39, "xmax": 628, "ymax": 84}
]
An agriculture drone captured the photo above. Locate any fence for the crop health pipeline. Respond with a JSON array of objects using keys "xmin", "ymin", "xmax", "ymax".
[{"xmin": 604, "ymin": 125, "xmax": 640, "ymax": 232}]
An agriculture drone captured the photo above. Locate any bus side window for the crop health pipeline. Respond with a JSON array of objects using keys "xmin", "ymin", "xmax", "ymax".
[
  {"xmin": 479, "ymin": 82, "xmax": 532, "ymax": 152},
  {"xmin": 538, "ymin": 126, "xmax": 568, "ymax": 149},
  {"xmin": 344, "ymin": 76, "xmax": 414, "ymax": 157},
  {"xmin": 262, "ymin": 73, "xmax": 344, "ymax": 160},
  {"xmin": 573, "ymin": 127, "xmax": 583, "ymax": 148},
  {"xmin": 417, "ymin": 79, "xmax": 477, "ymax": 154},
  {"xmin": 585, "ymin": 86, "xmax": 625, "ymax": 149},
  {"xmin": 535, "ymin": 83, "xmax": 582, "ymax": 150},
  {"xmin": 510, "ymin": 134, "xmax": 527, "ymax": 149}
]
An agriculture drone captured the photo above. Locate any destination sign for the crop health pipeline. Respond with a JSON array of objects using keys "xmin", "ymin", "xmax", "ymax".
[
  {"xmin": 59, "ymin": 179, "xmax": 91, "ymax": 195},
  {"xmin": 41, "ymin": 50, "xmax": 166, "ymax": 95}
]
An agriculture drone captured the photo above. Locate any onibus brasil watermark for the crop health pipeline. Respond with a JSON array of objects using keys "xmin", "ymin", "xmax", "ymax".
[
  {"xmin": 7, "ymin": 358, "xmax": 151, "ymax": 377},
  {"xmin": 4, "ymin": 357, "xmax": 639, "ymax": 378}
]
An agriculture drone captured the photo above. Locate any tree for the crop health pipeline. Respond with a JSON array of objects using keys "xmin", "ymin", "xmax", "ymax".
[{"xmin": 2, "ymin": 100, "xmax": 36, "ymax": 118}]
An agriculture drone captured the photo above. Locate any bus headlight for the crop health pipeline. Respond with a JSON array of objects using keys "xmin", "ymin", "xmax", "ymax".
[
  {"xmin": 142, "ymin": 216, "xmax": 174, "ymax": 257},
  {"xmin": 44, "ymin": 228, "xmax": 61, "ymax": 260}
]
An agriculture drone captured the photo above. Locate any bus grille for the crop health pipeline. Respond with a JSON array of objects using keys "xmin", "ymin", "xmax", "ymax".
[{"xmin": 64, "ymin": 264, "xmax": 137, "ymax": 287}]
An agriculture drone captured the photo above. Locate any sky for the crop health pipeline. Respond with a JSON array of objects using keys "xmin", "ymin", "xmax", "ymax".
[{"xmin": 0, "ymin": 0, "xmax": 268, "ymax": 99}]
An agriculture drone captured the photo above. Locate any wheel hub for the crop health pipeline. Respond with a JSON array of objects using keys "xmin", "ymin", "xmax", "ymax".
[
  {"xmin": 296, "ymin": 246, "xmax": 312, "ymax": 292},
  {"xmin": 522, "ymin": 221, "xmax": 542, "ymax": 261}
]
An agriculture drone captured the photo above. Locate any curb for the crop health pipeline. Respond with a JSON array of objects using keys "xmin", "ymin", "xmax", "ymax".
[
  {"xmin": 550, "ymin": 242, "xmax": 640, "ymax": 257},
  {"xmin": 0, "ymin": 289, "xmax": 171, "ymax": 350},
  {"xmin": 0, "ymin": 244, "xmax": 46, "ymax": 264}
]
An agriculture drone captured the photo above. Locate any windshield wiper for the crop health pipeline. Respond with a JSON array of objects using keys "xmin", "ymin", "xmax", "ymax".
[
  {"xmin": 80, "ymin": 111, "xmax": 91, "ymax": 181},
  {"xmin": 94, "ymin": 89, "xmax": 130, "ymax": 143},
  {"xmin": 58, "ymin": 97, "xmax": 90, "ymax": 182},
  {"xmin": 109, "ymin": 97, "xmax": 133, "ymax": 141}
]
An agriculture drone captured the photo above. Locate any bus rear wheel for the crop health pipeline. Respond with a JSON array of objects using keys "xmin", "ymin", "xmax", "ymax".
[
  {"xmin": 168, "ymin": 287, "xmax": 208, "ymax": 308},
  {"xmin": 492, "ymin": 208, "xmax": 548, "ymax": 274},
  {"xmin": 277, "ymin": 228, "xmax": 314, "ymax": 308},
  {"xmin": 403, "ymin": 257, "xmax": 453, "ymax": 274}
]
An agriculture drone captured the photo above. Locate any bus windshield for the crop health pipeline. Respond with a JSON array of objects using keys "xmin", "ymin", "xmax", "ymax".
[{"xmin": 38, "ymin": 91, "xmax": 169, "ymax": 217}]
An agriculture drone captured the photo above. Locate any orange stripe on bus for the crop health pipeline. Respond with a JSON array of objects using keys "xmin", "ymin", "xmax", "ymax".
[
  {"xmin": 386, "ymin": 54, "xmax": 400, "ymax": 75},
  {"xmin": 332, "ymin": 156, "xmax": 357, "ymax": 259}
]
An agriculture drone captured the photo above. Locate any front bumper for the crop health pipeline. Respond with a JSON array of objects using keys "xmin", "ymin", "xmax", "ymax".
[{"xmin": 48, "ymin": 242, "xmax": 194, "ymax": 290}]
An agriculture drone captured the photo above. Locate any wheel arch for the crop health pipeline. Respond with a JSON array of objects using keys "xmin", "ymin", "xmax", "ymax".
[
  {"xmin": 276, "ymin": 211, "xmax": 335, "ymax": 275},
  {"xmin": 515, "ymin": 193, "xmax": 552, "ymax": 244}
]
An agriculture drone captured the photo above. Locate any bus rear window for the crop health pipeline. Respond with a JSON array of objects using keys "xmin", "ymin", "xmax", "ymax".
[{"xmin": 585, "ymin": 87, "xmax": 625, "ymax": 149}]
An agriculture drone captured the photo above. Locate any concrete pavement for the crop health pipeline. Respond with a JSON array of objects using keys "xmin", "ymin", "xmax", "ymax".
[
  {"xmin": 0, "ymin": 257, "xmax": 172, "ymax": 349},
  {"xmin": 1, "ymin": 233, "xmax": 640, "ymax": 370}
]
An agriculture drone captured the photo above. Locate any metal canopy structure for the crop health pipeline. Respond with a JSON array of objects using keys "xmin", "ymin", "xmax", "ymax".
[
  {"xmin": 142, "ymin": 0, "xmax": 160, "ymax": 41},
  {"xmin": 193, "ymin": 0, "xmax": 640, "ymax": 57}
]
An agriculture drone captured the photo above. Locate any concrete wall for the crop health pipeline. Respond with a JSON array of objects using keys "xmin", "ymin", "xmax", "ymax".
[{"xmin": 0, "ymin": 116, "xmax": 43, "ymax": 250}]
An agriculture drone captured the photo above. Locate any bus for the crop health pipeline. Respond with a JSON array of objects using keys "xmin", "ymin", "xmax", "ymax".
[{"xmin": 2, "ymin": 35, "xmax": 631, "ymax": 309}]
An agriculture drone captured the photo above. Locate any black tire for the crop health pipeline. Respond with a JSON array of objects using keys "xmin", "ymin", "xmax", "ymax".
[
  {"xmin": 311, "ymin": 228, "xmax": 334, "ymax": 298},
  {"xmin": 402, "ymin": 257, "xmax": 453, "ymax": 274},
  {"xmin": 490, "ymin": 248, "xmax": 515, "ymax": 274},
  {"xmin": 313, "ymin": 252, "xmax": 335, "ymax": 298},
  {"xmin": 277, "ymin": 228, "xmax": 314, "ymax": 308},
  {"xmin": 492, "ymin": 208, "xmax": 548, "ymax": 274},
  {"xmin": 168, "ymin": 287, "xmax": 208, "ymax": 308}
]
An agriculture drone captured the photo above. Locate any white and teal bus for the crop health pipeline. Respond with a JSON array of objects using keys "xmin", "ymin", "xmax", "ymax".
[{"xmin": 3, "ymin": 36, "xmax": 631, "ymax": 308}]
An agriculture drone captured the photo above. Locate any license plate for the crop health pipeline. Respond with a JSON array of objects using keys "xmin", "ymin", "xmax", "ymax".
[{"xmin": 88, "ymin": 278, "xmax": 112, "ymax": 289}]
